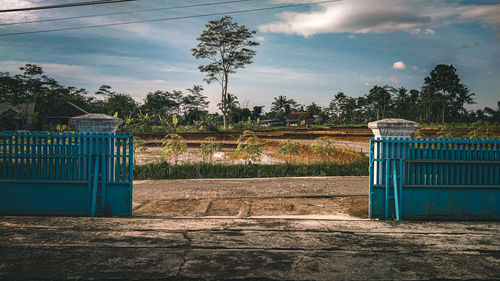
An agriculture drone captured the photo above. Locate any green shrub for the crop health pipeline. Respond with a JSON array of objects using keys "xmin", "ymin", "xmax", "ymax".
[
  {"xmin": 277, "ymin": 139, "xmax": 300, "ymax": 160},
  {"xmin": 133, "ymin": 137, "xmax": 147, "ymax": 153},
  {"xmin": 310, "ymin": 136, "xmax": 335, "ymax": 157},
  {"xmin": 200, "ymin": 137, "xmax": 222, "ymax": 163},
  {"xmin": 134, "ymin": 157, "xmax": 369, "ymax": 180},
  {"xmin": 236, "ymin": 130, "xmax": 262, "ymax": 163},
  {"xmin": 161, "ymin": 133, "xmax": 187, "ymax": 164}
]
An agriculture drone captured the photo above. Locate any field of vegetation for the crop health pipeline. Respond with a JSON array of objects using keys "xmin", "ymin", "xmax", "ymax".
[{"xmin": 132, "ymin": 128, "xmax": 371, "ymax": 179}]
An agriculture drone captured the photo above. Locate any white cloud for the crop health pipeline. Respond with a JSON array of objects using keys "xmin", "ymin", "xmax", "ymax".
[
  {"xmin": 259, "ymin": 1, "xmax": 500, "ymax": 37},
  {"xmin": 388, "ymin": 77, "xmax": 400, "ymax": 83},
  {"xmin": 255, "ymin": 36, "xmax": 265, "ymax": 41},
  {"xmin": 0, "ymin": 0, "xmax": 41, "ymax": 22},
  {"xmin": 458, "ymin": 5, "xmax": 500, "ymax": 25},
  {"xmin": 243, "ymin": 65, "xmax": 319, "ymax": 82},
  {"xmin": 424, "ymin": 28, "xmax": 435, "ymax": 35},
  {"xmin": 392, "ymin": 61, "xmax": 407, "ymax": 70},
  {"xmin": 410, "ymin": 66, "xmax": 427, "ymax": 73},
  {"xmin": 259, "ymin": 1, "xmax": 431, "ymax": 36}
]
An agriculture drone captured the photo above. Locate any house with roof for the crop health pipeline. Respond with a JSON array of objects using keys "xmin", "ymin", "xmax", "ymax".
[
  {"xmin": 260, "ymin": 119, "xmax": 283, "ymax": 127},
  {"xmin": 47, "ymin": 102, "xmax": 88, "ymax": 127},
  {"xmin": 286, "ymin": 112, "xmax": 310, "ymax": 126},
  {"xmin": 0, "ymin": 102, "xmax": 36, "ymax": 130}
]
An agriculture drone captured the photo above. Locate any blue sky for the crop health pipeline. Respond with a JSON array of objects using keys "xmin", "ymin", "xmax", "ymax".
[{"xmin": 0, "ymin": 0, "xmax": 499, "ymax": 113}]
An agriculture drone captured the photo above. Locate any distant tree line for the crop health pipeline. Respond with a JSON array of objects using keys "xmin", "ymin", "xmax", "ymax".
[
  {"xmin": 267, "ymin": 64, "xmax": 498, "ymax": 125},
  {"xmin": 0, "ymin": 63, "xmax": 498, "ymax": 132}
]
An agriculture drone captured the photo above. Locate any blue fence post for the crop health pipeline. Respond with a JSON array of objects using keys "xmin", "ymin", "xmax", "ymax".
[{"xmin": 368, "ymin": 119, "xmax": 420, "ymax": 220}]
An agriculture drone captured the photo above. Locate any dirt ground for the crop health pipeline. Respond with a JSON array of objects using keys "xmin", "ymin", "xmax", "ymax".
[
  {"xmin": 1, "ymin": 176, "xmax": 499, "ymax": 280},
  {"xmin": 133, "ymin": 177, "xmax": 369, "ymax": 218}
]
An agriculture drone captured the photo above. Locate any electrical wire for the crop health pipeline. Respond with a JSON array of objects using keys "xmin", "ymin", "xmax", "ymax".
[
  {"xmin": 0, "ymin": 0, "xmax": 137, "ymax": 13},
  {"xmin": 0, "ymin": 0, "xmax": 338, "ymax": 37},
  {"xmin": 0, "ymin": 0, "xmax": 252, "ymax": 26}
]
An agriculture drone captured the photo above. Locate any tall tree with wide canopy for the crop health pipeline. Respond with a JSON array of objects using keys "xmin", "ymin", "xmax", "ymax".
[
  {"xmin": 423, "ymin": 64, "xmax": 474, "ymax": 123},
  {"xmin": 141, "ymin": 90, "xmax": 183, "ymax": 117},
  {"xmin": 366, "ymin": 85, "xmax": 393, "ymax": 120},
  {"xmin": 192, "ymin": 16, "xmax": 259, "ymax": 129}
]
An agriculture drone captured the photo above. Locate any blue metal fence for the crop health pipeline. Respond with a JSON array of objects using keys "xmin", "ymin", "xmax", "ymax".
[
  {"xmin": 0, "ymin": 131, "xmax": 133, "ymax": 216},
  {"xmin": 369, "ymin": 137, "xmax": 500, "ymax": 220}
]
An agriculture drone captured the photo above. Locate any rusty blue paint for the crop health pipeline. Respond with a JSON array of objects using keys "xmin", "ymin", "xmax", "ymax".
[
  {"xmin": 0, "ymin": 131, "xmax": 133, "ymax": 217},
  {"xmin": 369, "ymin": 137, "xmax": 500, "ymax": 220}
]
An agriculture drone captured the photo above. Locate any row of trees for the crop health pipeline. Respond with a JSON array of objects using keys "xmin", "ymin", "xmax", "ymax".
[
  {"xmin": 267, "ymin": 64, "xmax": 499, "ymax": 125},
  {"xmin": 0, "ymin": 63, "xmax": 498, "ymax": 131}
]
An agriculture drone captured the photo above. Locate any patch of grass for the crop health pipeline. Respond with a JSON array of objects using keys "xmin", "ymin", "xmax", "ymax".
[
  {"xmin": 343, "ymin": 196, "xmax": 369, "ymax": 218},
  {"xmin": 134, "ymin": 157, "xmax": 369, "ymax": 180}
]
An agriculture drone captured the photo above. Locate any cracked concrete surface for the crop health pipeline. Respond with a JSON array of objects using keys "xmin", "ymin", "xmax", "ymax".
[
  {"xmin": 1, "ymin": 177, "xmax": 499, "ymax": 280},
  {"xmin": 0, "ymin": 217, "xmax": 499, "ymax": 280}
]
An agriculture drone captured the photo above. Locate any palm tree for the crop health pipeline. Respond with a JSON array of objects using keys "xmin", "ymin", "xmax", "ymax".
[
  {"xmin": 217, "ymin": 93, "xmax": 239, "ymax": 111},
  {"xmin": 271, "ymin": 95, "xmax": 297, "ymax": 118},
  {"xmin": 484, "ymin": 101, "xmax": 500, "ymax": 122}
]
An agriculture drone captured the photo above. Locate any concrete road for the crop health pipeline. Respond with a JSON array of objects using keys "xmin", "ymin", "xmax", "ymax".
[{"xmin": 0, "ymin": 216, "xmax": 499, "ymax": 280}]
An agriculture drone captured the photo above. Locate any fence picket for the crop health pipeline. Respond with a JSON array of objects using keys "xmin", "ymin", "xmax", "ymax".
[{"xmin": 0, "ymin": 131, "xmax": 132, "ymax": 183}]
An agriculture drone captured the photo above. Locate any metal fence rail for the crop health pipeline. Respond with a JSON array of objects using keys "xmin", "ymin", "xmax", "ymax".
[
  {"xmin": 0, "ymin": 131, "xmax": 133, "ymax": 216},
  {"xmin": 369, "ymin": 137, "xmax": 500, "ymax": 220}
]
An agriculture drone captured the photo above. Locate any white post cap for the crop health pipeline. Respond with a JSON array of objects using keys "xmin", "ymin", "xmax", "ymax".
[
  {"xmin": 69, "ymin": 113, "xmax": 123, "ymax": 133},
  {"xmin": 368, "ymin": 118, "xmax": 419, "ymax": 139}
]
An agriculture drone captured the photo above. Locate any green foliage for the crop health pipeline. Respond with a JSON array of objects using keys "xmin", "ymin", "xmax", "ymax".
[
  {"xmin": 422, "ymin": 64, "xmax": 474, "ymax": 123},
  {"xmin": 134, "ymin": 157, "xmax": 369, "ymax": 180},
  {"xmin": 236, "ymin": 130, "xmax": 262, "ymax": 163},
  {"xmin": 199, "ymin": 137, "xmax": 222, "ymax": 163},
  {"xmin": 1, "ymin": 63, "xmax": 494, "ymax": 132},
  {"xmin": 141, "ymin": 90, "xmax": 182, "ymax": 117},
  {"xmin": 270, "ymin": 95, "xmax": 298, "ymax": 120},
  {"xmin": 55, "ymin": 124, "xmax": 70, "ymax": 132},
  {"xmin": 0, "ymin": 111, "xmax": 18, "ymax": 131},
  {"xmin": 133, "ymin": 137, "xmax": 148, "ymax": 153},
  {"xmin": 101, "ymin": 91, "xmax": 138, "ymax": 118},
  {"xmin": 467, "ymin": 121, "xmax": 496, "ymax": 138},
  {"xmin": 310, "ymin": 137, "xmax": 335, "ymax": 157},
  {"xmin": 413, "ymin": 128, "xmax": 424, "ymax": 139},
  {"xmin": 435, "ymin": 124, "xmax": 462, "ymax": 138},
  {"xmin": 277, "ymin": 139, "xmax": 300, "ymax": 159},
  {"xmin": 161, "ymin": 133, "xmax": 187, "ymax": 164},
  {"xmin": 229, "ymin": 117, "xmax": 260, "ymax": 131},
  {"xmin": 192, "ymin": 116, "xmax": 218, "ymax": 132},
  {"xmin": 172, "ymin": 114, "xmax": 178, "ymax": 128}
]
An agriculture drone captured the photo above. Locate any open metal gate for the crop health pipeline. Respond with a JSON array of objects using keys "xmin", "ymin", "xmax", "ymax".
[{"xmin": 0, "ymin": 131, "xmax": 133, "ymax": 216}]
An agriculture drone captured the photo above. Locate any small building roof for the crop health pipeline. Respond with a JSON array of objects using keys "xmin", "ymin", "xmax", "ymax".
[
  {"xmin": 47, "ymin": 102, "xmax": 88, "ymax": 118},
  {"xmin": 0, "ymin": 102, "xmax": 35, "ymax": 117},
  {"xmin": 287, "ymin": 112, "xmax": 309, "ymax": 120}
]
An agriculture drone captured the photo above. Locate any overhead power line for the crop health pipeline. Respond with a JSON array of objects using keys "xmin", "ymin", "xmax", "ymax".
[
  {"xmin": 0, "ymin": 0, "xmax": 252, "ymax": 26},
  {"xmin": 0, "ymin": 0, "xmax": 338, "ymax": 37},
  {"xmin": 0, "ymin": 0, "xmax": 136, "ymax": 13}
]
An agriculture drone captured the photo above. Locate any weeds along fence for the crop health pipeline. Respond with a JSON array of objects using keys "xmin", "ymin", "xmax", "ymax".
[
  {"xmin": 0, "ymin": 131, "xmax": 133, "ymax": 216},
  {"xmin": 369, "ymin": 137, "xmax": 500, "ymax": 220},
  {"xmin": 134, "ymin": 159, "xmax": 369, "ymax": 180}
]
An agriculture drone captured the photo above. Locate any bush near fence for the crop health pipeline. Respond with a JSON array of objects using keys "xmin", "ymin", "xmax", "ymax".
[{"xmin": 134, "ymin": 157, "xmax": 369, "ymax": 180}]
